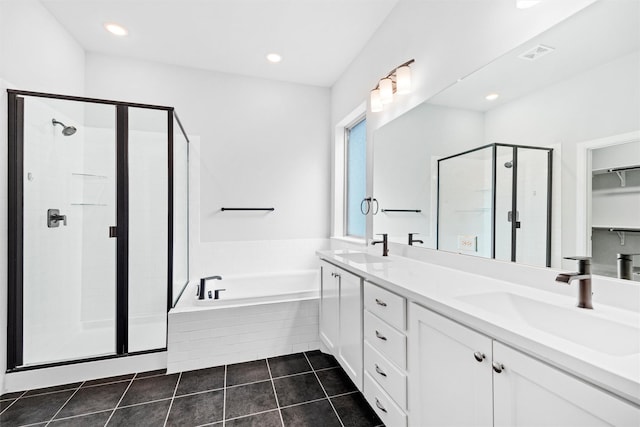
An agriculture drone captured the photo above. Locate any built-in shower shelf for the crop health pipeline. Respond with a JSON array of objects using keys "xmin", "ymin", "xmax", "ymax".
[
  {"xmin": 72, "ymin": 173, "xmax": 108, "ymax": 179},
  {"xmin": 71, "ymin": 203, "xmax": 108, "ymax": 206}
]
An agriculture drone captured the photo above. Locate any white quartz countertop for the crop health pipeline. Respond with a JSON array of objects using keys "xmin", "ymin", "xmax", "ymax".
[{"xmin": 317, "ymin": 249, "xmax": 640, "ymax": 406}]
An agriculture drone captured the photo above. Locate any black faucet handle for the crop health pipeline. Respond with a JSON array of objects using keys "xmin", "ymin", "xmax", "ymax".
[{"xmin": 376, "ymin": 233, "xmax": 388, "ymax": 239}]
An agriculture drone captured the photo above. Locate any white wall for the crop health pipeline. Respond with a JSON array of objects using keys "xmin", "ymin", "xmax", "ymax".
[
  {"xmin": 0, "ymin": 0, "xmax": 86, "ymax": 393},
  {"xmin": 85, "ymin": 53, "xmax": 332, "ymax": 280}
]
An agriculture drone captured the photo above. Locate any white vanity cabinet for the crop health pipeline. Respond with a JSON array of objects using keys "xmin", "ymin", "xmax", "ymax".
[
  {"xmin": 409, "ymin": 302, "xmax": 640, "ymax": 427},
  {"xmin": 363, "ymin": 281, "xmax": 409, "ymax": 427},
  {"xmin": 319, "ymin": 260, "xmax": 363, "ymax": 390}
]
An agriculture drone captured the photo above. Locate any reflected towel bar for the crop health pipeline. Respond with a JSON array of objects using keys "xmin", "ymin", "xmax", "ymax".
[
  {"xmin": 221, "ymin": 208, "xmax": 275, "ymax": 211},
  {"xmin": 381, "ymin": 209, "xmax": 422, "ymax": 213}
]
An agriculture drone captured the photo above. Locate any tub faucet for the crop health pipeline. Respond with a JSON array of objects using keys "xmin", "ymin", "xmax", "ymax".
[
  {"xmin": 408, "ymin": 233, "xmax": 423, "ymax": 246},
  {"xmin": 372, "ymin": 233, "xmax": 389, "ymax": 256},
  {"xmin": 555, "ymin": 256, "xmax": 593, "ymax": 309},
  {"xmin": 198, "ymin": 275, "xmax": 222, "ymax": 300},
  {"xmin": 617, "ymin": 253, "xmax": 639, "ymax": 280}
]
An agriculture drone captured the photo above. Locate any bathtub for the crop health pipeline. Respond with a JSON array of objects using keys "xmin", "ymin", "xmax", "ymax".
[
  {"xmin": 180, "ymin": 270, "xmax": 319, "ymax": 308},
  {"xmin": 168, "ymin": 269, "xmax": 320, "ymax": 373}
]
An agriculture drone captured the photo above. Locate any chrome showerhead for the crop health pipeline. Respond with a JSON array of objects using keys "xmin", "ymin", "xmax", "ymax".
[{"xmin": 52, "ymin": 118, "xmax": 77, "ymax": 136}]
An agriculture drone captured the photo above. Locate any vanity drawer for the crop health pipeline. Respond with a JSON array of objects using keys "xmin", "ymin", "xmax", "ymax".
[
  {"xmin": 364, "ymin": 281, "xmax": 406, "ymax": 331},
  {"xmin": 364, "ymin": 371, "xmax": 407, "ymax": 427},
  {"xmin": 364, "ymin": 341, "xmax": 407, "ymax": 409},
  {"xmin": 364, "ymin": 310, "xmax": 406, "ymax": 369}
]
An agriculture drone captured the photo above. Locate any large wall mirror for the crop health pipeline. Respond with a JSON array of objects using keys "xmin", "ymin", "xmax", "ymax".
[{"xmin": 372, "ymin": 0, "xmax": 639, "ymax": 277}]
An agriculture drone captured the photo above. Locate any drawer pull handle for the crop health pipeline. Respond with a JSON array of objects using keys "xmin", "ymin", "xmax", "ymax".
[
  {"xmin": 375, "ymin": 398, "xmax": 387, "ymax": 413},
  {"xmin": 492, "ymin": 361, "xmax": 505, "ymax": 374},
  {"xmin": 375, "ymin": 364, "xmax": 387, "ymax": 377},
  {"xmin": 375, "ymin": 298, "xmax": 387, "ymax": 307},
  {"xmin": 375, "ymin": 330, "xmax": 387, "ymax": 341},
  {"xmin": 473, "ymin": 351, "xmax": 485, "ymax": 362}
]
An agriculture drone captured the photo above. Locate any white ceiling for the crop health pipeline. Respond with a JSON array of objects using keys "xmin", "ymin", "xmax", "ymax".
[
  {"xmin": 428, "ymin": 0, "xmax": 640, "ymax": 112},
  {"xmin": 40, "ymin": 0, "xmax": 399, "ymax": 87}
]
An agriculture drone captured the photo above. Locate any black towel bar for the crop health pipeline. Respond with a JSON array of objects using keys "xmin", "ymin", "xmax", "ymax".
[{"xmin": 221, "ymin": 208, "xmax": 275, "ymax": 211}]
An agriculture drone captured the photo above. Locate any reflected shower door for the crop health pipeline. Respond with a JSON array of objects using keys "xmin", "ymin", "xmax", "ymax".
[
  {"xmin": 438, "ymin": 146, "xmax": 493, "ymax": 257},
  {"xmin": 21, "ymin": 96, "xmax": 117, "ymax": 366},
  {"xmin": 515, "ymin": 147, "xmax": 551, "ymax": 266}
]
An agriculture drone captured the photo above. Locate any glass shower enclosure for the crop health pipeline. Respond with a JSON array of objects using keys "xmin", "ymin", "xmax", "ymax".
[
  {"xmin": 7, "ymin": 90, "xmax": 189, "ymax": 369},
  {"xmin": 437, "ymin": 143, "xmax": 552, "ymax": 267}
]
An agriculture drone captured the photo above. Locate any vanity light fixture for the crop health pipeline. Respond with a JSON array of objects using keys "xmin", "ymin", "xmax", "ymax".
[
  {"xmin": 485, "ymin": 93, "xmax": 500, "ymax": 101},
  {"xmin": 370, "ymin": 89, "xmax": 383, "ymax": 113},
  {"xmin": 104, "ymin": 23, "xmax": 128, "ymax": 36},
  {"xmin": 516, "ymin": 0, "xmax": 540, "ymax": 9},
  {"xmin": 266, "ymin": 53, "xmax": 282, "ymax": 63},
  {"xmin": 369, "ymin": 59, "xmax": 415, "ymax": 112},
  {"xmin": 379, "ymin": 78, "xmax": 394, "ymax": 104}
]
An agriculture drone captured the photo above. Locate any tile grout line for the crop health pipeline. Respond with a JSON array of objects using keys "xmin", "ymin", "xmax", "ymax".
[
  {"xmin": 103, "ymin": 378, "xmax": 135, "ymax": 426},
  {"xmin": 265, "ymin": 358, "xmax": 286, "ymax": 427},
  {"xmin": 44, "ymin": 380, "xmax": 85, "ymax": 427},
  {"xmin": 116, "ymin": 396, "xmax": 172, "ymax": 410},
  {"xmin": 222, "ymin": 364, "xmax": 227, "ymax": 427},
  {"xmin": 40, "ymin": 408, "xmax": 113, "ymax": 423},
  {"xmin": 222, "ymin": 366, "xmax": 337, "ymax": 391},
  {"xmin": 0, "ymin": 390, "xmax": 28, "ymax": 415},
  {"xmin": 303, "ymin": 352, "xmax": 345, "ymax": 427},
  {"xmin": 162, "ymin": 372, "xmax": 182, "ymax": 427},
  {"xmin": 221, "ymin": 407, "xmax": 283, "ymax": 423}
]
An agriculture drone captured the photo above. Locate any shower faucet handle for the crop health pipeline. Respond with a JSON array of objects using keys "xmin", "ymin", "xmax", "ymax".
[{"xmin": 47, "ymin": 209, "xmax": 67, "ymax": 227}]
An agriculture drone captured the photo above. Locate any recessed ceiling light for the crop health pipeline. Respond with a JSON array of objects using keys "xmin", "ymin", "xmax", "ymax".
[
  {"xmin": 266, "ymin": 53, "xmax": 282, "ymax": 63},
  {"xmin": 485, "ymin": 93, "xmax": 500, "ymax": 101},
  {"xmin": 104, "ymin": 23, "xmax": 128, "ymax": 36},
  {"xmin": 516, "ymin": 1, "xmax": 540, "ymax": 9}
]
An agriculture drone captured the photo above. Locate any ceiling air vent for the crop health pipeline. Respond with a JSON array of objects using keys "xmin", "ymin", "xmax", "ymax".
[{"xmin": 518, "ymin": 44, "xmax": 555, "ymax": 61}]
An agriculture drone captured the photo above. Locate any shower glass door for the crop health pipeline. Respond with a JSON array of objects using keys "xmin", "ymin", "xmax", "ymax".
[{"xmin": 20, "ymin": 95, "xmax": 117, "ymax": 366}]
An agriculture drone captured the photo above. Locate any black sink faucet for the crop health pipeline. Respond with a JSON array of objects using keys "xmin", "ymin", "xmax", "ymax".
[
  {"xmin": 372, "ymin": 233, "xmax": 389, "ymax": 256},
  {"xmin": 555, "ymin": 257, "xmax": 592, "ymax": 309},
  {"xmin": 408, "ymin": 233, "xmax": 424, "ymax": 246},
  {"xmin": 198, "ymin": 275, "xmax": 222, "ymax": 300}
]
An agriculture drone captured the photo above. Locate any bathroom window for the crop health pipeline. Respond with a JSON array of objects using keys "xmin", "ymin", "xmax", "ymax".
[{"xmin": 345, "ymin": 117, "xmax": 366, "ymax": 237}]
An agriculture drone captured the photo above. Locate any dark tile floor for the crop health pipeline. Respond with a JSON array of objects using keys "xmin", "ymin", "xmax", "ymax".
[{"xmin": 0, "ymin": 350, "xmax": 383, "ymax": 427}]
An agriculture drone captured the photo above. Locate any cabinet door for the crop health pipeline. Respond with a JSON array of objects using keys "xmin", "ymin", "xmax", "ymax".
[
  {"xmin": 493, "ymin": 342, "xmax": 640, "ymax": 427},
  {"xmin": 319, "ymin": 261, "xmax": 339, "ymax": 353},
  {"xmin": 338, "ymin": 268, "xmax": 363, "ymax": 390},
  {"xmin": 408, "ymin": 303, "xmax": 493, "ymax": 427}
]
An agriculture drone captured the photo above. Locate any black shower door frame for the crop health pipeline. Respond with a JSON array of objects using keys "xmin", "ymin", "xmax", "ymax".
[{"xmin": 7, "ymin": 89, "xmax": 183, "ymax": 371}]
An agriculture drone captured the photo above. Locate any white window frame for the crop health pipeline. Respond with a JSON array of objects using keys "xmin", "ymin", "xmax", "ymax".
[{"xmin": 332, "ymin": 102, "xmax": 367, "ymax": 241}]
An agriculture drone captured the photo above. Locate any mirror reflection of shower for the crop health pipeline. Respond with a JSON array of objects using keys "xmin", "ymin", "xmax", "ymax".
[{"xmin": 51, "ymin": 118, "xmax": 77, "ymax": 136}]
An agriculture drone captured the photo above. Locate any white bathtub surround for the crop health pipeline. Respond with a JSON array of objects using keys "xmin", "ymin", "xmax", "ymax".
[
  {"xmin": 318, "ymin": 248, "xmax": 640, "ymax": 407},
  {"xmin": 167, "ymin": 270, "xmax": 320, "ymax": 373}
]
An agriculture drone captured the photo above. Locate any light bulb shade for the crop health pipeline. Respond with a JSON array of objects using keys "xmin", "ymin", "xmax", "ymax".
[
  {"xmin": 370, "ymin": 89, "xmax": 383, "ymax": 112},
  {"xmin": 395, "ymin": 65, "xmax": 412, "ymax": 94},
  {"xmin": 379, "ymin": 78, "xmax": 393, "ymax": 104}
]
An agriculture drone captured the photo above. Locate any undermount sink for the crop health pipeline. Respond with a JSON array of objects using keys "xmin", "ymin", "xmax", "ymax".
[
  {"xmin": 337, "ymin": 252, "xmax": 391, "ymax": 264},
  {"xmin": 456, "ymin": 292, "xmax": 640, "ymax": 357}
]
